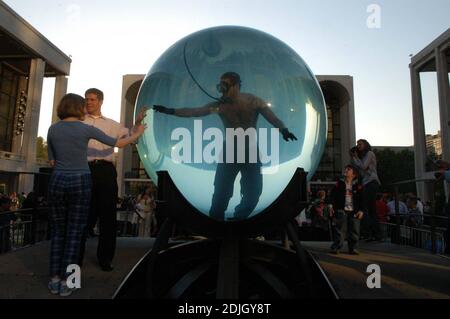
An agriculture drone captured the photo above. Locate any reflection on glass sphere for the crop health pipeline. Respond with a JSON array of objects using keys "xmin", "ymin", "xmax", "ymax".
[{"xmin": 135, "ymin": 26, "xmax": 327, "ymax": 221}]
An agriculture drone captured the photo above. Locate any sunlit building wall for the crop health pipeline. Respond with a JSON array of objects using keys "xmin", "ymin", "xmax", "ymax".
[{"xmin": 410, "ymin": 28, "xmax": 449, "ymax": 202}]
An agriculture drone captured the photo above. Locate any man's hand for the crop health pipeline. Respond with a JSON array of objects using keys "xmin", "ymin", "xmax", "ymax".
[
  {"xmin": 135, "ymin": 107, "xmax": 149, "ymax": 124},
  {"xmin": 49, "ymin": 160, "xmax": 56, "ymax": 168},
  {"xmin": 153, "ymin": 105, "xmax": 175, "ymax": 115},
  {"xmin": 281, "ymin": 128, "xmax": 297, "ymax": 142},
  {"xmin": 354, "ymin": 211, "xmax": 364, "ymax": 220}
]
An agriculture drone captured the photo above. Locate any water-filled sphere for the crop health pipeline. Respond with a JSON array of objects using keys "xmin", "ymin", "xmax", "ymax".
[{"xmin": 135, "ymin": 26, "xmax": 327, "ymax": 221}]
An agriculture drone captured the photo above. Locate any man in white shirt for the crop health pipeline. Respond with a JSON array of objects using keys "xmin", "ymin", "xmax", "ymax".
[
  {"xmin": 79, "ymin": 88, "xmax": 147, "ymax": 271},
  {"xmin": 387, "ymin": 195, "xmax": 408, "ymax": 224}
]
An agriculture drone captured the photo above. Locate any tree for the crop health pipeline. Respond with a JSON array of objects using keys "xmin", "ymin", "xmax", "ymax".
[
  {"xmin": 374, "ymin": 148, "xmax": 415, "ymax": 194},
  {"xmin": 36, "ymin": 136, "xmax": 48, "ymax": 160}
]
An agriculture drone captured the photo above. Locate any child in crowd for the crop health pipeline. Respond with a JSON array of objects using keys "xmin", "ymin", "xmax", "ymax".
[
  {"xmin": 135, "ymin": 184, "xmax": 157, "ymax": 237},
  {"xmin": 330, "ymin": 164, "xmax": 365, "ymax": 255},
  {"xmin": 46, "ymin": 93, "xmax": 146, "ymax": 296}
]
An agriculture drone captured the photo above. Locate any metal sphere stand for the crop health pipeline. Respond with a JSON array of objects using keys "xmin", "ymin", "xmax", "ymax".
[{"xmin": 114, "ymin": 169, "xmax": 337, "ymax": 299}]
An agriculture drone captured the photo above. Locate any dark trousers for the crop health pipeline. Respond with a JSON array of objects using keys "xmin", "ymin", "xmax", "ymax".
[
  {"xmin": 331, "ymin": 210, "xmax": 361, "ymax": 251},
  {"xmin": 209, "ymin": 161, "xmax": 263, "ymax": 221},
  {"xmin": 79, "ymin": 161, "xmax": 118, "ymax": 266},
  {"xmin": 361, "ymin": 180, "xmax": 381, "ymax": 240}
]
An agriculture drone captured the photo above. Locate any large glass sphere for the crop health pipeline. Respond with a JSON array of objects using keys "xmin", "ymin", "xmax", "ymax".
[{"xmin": 135, "ymin": 26, "xmax": 327, "ymax": 221}]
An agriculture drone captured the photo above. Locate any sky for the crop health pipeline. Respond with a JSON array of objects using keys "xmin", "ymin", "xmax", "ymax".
[{"xmin": 4, "ymin": 0, "xmax": 450, "ymax": 146}]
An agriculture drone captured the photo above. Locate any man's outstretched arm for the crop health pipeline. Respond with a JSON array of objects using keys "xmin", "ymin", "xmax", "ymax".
[
  {"xmin": 256, "ymin": 97, "xmax": 298, "ymax": 142},
  {"xmin": 154, "ymin": 102, "xmax": 218, "ymax": 117}
]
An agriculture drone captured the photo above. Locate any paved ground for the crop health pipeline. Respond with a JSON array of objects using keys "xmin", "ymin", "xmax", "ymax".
[
  {"xmin": 0, "ymin": 237, "xmax": 154, "ymax": 299},
  {"xmin": 302, "ymin": 241, "xmax": 450, "ymax": 299},
  {"xmin": 1, "ymin": 238, "xmax": 449, "ymax": 299}
]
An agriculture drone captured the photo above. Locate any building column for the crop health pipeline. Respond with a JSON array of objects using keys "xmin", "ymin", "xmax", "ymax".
[
  {"xmin": 436, "ymin": 48, "xmax": 450, "ymax": 161},
  {"xmin": 51, "ymin": 75, "xmax": 68, "ymax": 124},
  {"xmin": 117, "ymin": 76, "xmax": 144, "ymax": 196},
  {"xmin": 339, "ymin": 102, "xmax": 350, "ymax": 169},
  {"xmin": 341, "ymin": 79, "xmax": 356, "ymax": 171},
  {"xmin": 18, "ymin": 58, "xmax": 45, "ymax": 194},
  {"xmin": 117, "ymin": 76, "xmax": 135, "ymax": 197},
  {"xmin": 410, "ymin": 66, "xmax": 430, "ymax": 202}
]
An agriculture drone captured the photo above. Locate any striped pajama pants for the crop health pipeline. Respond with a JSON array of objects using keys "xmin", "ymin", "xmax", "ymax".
[{"xmin": 48, "ymin": 172, "xmax": 92, "ymax": 278}]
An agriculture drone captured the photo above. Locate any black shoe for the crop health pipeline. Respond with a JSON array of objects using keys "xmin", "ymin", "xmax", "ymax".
[
  {"xmin": 348, "ymin": 249, "xmax": 360, "ymax": 255},
  {"xmin": 99, "ymin": 263, "xmax": 114, "ymax": 272}
]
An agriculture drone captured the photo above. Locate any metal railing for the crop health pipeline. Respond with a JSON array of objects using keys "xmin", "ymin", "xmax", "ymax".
[
  {"xmin": 0, "ymin": 204, "xmax": 154, "ymax": 255},
  {"xmin": 116, "ymin": 210, "xmax": 140, "ymax": 237},
  {"xmin": 298, "ymin": 178, "xmax": 450, "ymax": 255},
  {"xmin": 387, "ymin": 178, "xmax": 449, "ymax": 254},
  {"xmin": 0, "ymin": 207, "xmax": 50, "ymax": 254},
  {"xmin": 380, "ymin": 219, "xmax": 447, "ymax": 254}
]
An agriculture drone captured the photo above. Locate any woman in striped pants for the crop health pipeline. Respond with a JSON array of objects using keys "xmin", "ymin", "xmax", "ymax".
[{"xmin": 46, "ymin": 93, "xmax": 146, "ymax": 296}]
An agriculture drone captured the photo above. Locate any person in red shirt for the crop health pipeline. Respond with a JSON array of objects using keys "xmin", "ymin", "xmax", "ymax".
[{"xmin": 375, "ymin": 193, "xmax": 389, "ymax": 223}]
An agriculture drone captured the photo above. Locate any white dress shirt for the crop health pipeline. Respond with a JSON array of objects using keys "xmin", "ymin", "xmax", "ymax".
[{"xmin": 83, "ymin": 114, "xmax": 130, "ymax": 162}]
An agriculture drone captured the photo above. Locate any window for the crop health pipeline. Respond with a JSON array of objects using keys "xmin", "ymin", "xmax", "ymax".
[
  {"xmin": 314, "ymin": 106, "xmax": 342, "ymax": 181},
  {"xmin": 0, "ymin": 64, "xmax": 20, "ymax": 152}
]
